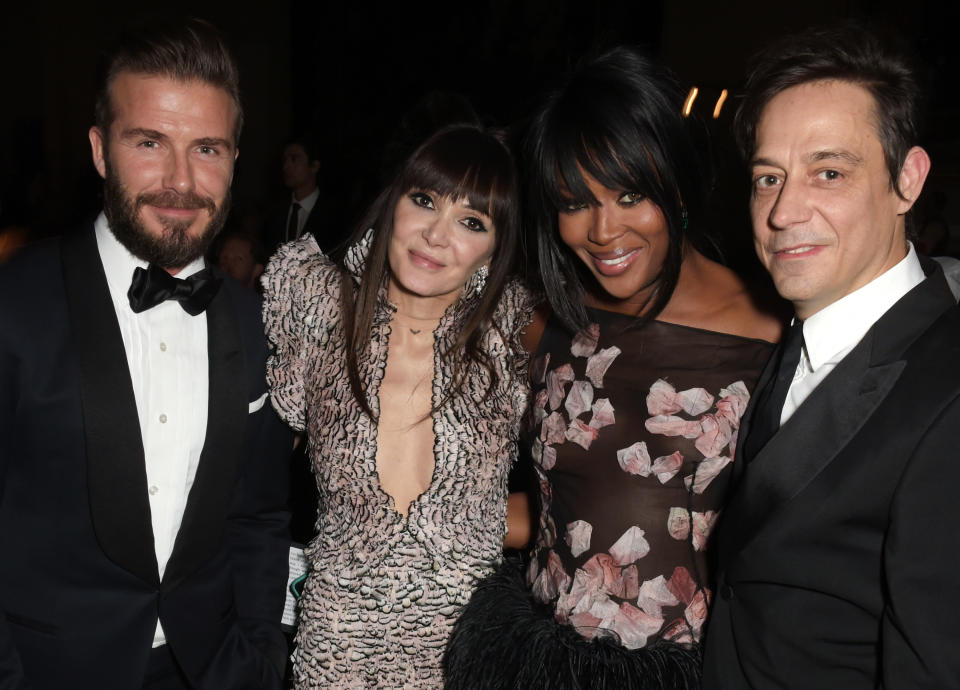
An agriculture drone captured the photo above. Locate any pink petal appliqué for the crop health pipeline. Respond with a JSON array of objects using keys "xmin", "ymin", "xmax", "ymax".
[
  {"xmin": 589, "ymin": 398, "xmax": 616, "ymax": 429},
  {"xmin": 531, "ymin": 550, "xmax": 571, "ymax": 602},
  {"xmin": 666, "ymin": 566, "xmax": 697, "ymax": 605},
  {"xmin": 566, "ymin": 418, "xmax": 599, "ymax": 450},
  {"xmin": 617, "ymin": 441, "xmax": 652, "ymax": 476},
  {"xmin": 651, "ymin": 451, "xmax": 684, "ymax": 483},
  {"xmin": 565, "ymin": 520, "xmax": 593, "ymax": 558},
  {"xmin": 636, "ymin": 575, "xmax": 680, "ymax": 618},
  {"xmin": 588, "ymin": 594, "xmax": 621, "ymax": 623},
  {"xmin": 695, "ymin": 414, "xmax": 732, "ymax": 458},
  {"xmin": 585, "ymin": 346, "xmax": 621, "ymax": 388},
  {"xmin": 541, "ymin": 445, "xmax": 557, "ymax": 470},
  {"xmin": 540, "ymin": 411, "xmax": 567, "ymax": 445},
  {"xmin": 679, "ymin": 387, "xmax": 715, "ymax": 416},
  {"xmin": 557, "ymin": 568, "xmax": 599, "ymax": 619},
  {"xmin": 716, "ymin": 394, "xmax": 748, "ymax": 429},
  {"xmin": 608, "ymin": 526, "xmax": 650, "ymax": 565},
  {"xmin": 582, "ymin": 553, "xmax": 621, "ymax": 591},
  {"xmin": 571, "ymin": 323, "xmax": 600, "ymax": 357},
  {"xmin": 691, "ymin": 510, "xmax": 719, "ymax": 551},
  {"xmin": 666, "ymin": 507, "xmax": 690, "ymax": 541},
  {"xmin": 645, "ymin": 415, "xmax": 702, "ymax": 439},
  {"xmin": 617, "ymin": 564, "xmax": 640, "ymax": 600},
  {"xmin": 611, "ymin": 601, "xmax": 665, "ymax": 650},
  {"xmin": 685, "ymin": 589, "xmax": 710, "ymax": 631},
  {"xmin": 683, "ymin": 455, "xmax": 732, "ymax": 494},
  {"xmin": 720, "ymin": 380, "xmax": 750, "ymax": 406},
  {"xmin": 646, "ymin": 379, "xmax": 683, "ymax": 416},
  {"xmin": 546, "ymin": 363, "xmax": 575, "ymax": 410},
  {"xmin": 564, "ymin": 380, "xmax": 594, "ymax": 419}
]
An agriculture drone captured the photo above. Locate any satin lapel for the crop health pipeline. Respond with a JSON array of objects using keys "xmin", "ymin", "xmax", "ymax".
[
  {"xmin": 162, "ymin": 284, "xmax": 245, "ymax": 590},
  {"xmin": 730, "ymin": 346, "xmax": 778, "ymax": 484},
  {"xmin": 61, "ymin": 227, "xmax": 160, "ymax": 586}
]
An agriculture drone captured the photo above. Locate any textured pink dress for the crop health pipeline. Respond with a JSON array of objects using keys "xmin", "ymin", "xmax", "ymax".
[{"xmin": 262, "ymin": 237, "xmax": 533, "ymax": 688}]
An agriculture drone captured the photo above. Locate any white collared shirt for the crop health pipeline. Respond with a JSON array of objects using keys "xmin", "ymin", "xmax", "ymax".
[
  {"xmin": 287, "ymin": 187, "xmax": 319, "ymax": 238},
  {"xmin": 781, "ymin": 242, "xmax": 925, "ymax": 425},
  {"xmin": 94, "ymin": 213, "xmax": 209, "ymax": 647}
]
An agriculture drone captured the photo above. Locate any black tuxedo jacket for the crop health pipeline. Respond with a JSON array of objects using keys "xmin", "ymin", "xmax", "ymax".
[
  {"xmin": 703, "ymin": 263, "xmax": 960, "ymax": 689},
  {"xmin": 0, "ymin": 226, "xmax": 292, "ymax": 689}
]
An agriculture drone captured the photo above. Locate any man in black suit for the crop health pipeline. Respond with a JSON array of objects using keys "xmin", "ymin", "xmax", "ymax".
[
  {"xmin": 265, "ymin": 133, "xmax": 333, "ymax": 254},
  {"xmin": 0, "ymin": 18, "xmax": 291, "ymax": 690},
  {"xmin": 702, "ymin": 25, "xmax": 960, "ymax": 688}
]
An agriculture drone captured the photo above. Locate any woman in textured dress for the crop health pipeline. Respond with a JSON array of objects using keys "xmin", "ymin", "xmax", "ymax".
[
  {"xmin": 446, "ymin": 47, "xmax": 784, "ymax": 689},
  {"xmin": 262, "ymin": 124, "xmax": 533, "ymax": 688}
]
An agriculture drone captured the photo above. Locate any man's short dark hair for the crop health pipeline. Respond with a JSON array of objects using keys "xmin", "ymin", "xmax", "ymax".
[
  {"xmin": 735, "ymin": 24, "xmax": 923, "ymax": 197},
  {"xmin": 284, "ymin": 132, "xmax": 322, "ymax": 169},
  {"xmin": 94, "ymin": 17, "xmax": 243, "ymax": 144}
]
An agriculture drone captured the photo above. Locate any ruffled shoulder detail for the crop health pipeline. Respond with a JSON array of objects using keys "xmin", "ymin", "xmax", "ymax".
[
  {"xmin": 494, "ymin": 278, "xmax": 539, "ymax": 372},
  {"xmin": 261, "ymin": 236, "xmax": 343, "ymax": 431}
]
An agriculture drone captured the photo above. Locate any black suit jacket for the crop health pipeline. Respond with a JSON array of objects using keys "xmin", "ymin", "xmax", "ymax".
[
  {"xmin": 265, "ymin": 197, "xmax": 333, "ymax": 256},
  {"xmin": 703, "ymin": 262, "xmax": 960, "ymax": 689},
  {"xmin": 0, "ymin": 226, "xmax": 292, "ymax": 690}
]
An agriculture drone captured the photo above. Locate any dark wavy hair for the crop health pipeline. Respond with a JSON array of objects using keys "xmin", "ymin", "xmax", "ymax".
[
  {"xmin": 95, "ymin": 17, "xmax": 243, "ymax": 145},
  {"xmin": 338, "ymin": 124, "xmax": 520, "ymax": 419},
  {"xmin": 735, "ymin": 23, "xmax": 923, "ymax": 199},
  {"xmin": 526, "ymin": 46, "xmax": 708, "ymax": 333}
]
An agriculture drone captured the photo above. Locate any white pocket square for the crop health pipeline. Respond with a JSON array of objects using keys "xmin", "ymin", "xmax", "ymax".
[{"xmin": 248, "ymin": 392, "xmax": 268, "ymax": 414}]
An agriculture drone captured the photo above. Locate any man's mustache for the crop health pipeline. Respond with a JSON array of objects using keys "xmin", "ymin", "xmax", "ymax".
[{"xmin": 135, "ymin": 191, "xmax": 216, "ymax": 214}]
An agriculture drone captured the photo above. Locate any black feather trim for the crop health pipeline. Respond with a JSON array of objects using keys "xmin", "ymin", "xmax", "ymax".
[{"xmin": 444, "ymin": 559, "xmax": 701, "ymax": 690}]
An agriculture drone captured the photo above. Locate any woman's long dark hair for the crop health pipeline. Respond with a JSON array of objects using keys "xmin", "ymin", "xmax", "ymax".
[
  {"xmin": 526, "ymin": 46, "xmax": 709, "ymax": 333},
  {"xmin": 339, "ymin": 124, "xmax": 521, "ymax": 419}
]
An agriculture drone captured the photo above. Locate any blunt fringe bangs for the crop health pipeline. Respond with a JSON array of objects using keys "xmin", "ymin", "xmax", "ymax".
[
  {"xmin": 735, "ymin": 23, "xmax": 922, "ymax": 197},
  {"xmin": 95, "ymin": 17, "xmax": 243, "ymax": 144},
  {"xmin": 527, "ymin": 46, "xmax": 706, "ymax": 333},
  {"xmin": 339, "ymin": 125, "xmax": 521, "ymax": 419}
]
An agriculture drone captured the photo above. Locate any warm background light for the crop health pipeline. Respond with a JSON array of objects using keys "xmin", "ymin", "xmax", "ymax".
[
  {"xmin": 713, "ymin": 89, "xmax": 729, "ymax": 119},
  {"xmin": 682, "ymin": 86, "xmax": 699, "ymax": 117}
]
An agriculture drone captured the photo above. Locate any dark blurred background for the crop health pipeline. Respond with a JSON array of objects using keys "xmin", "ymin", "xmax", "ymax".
[{"xmin": 2, "ymin": 0, "xmax": 958, "ymax": 269}]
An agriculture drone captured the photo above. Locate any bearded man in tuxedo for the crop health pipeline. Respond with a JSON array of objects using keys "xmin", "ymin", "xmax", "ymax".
[{"xmin": 0, "ymin": 18, "xmax": 291, "ymax": 690}]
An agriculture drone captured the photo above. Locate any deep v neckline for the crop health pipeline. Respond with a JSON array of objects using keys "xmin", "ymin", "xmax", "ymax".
[{"xmin": 367, "ymin": 317, "xmax": 444, "ymax": 524}]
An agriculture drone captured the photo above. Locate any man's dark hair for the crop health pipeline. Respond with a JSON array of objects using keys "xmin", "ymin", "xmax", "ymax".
[
  {"xmin": 735, "ymin": 24, "xmax": 923, "ymax": 198},
  {"xmin": 94, "ymin": 17, "xmax": 243, "ymax": 144},
  {"xmin": 285, "ymin": 132, "xmax": 322, "ymax": 169}
]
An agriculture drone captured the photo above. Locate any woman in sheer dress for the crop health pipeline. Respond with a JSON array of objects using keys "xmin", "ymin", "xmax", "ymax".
[{"xmin": 446, "ymin": 47, "xmax": 783, "ymax": 689}]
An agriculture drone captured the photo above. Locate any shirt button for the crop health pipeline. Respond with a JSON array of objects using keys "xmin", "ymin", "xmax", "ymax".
[
  {"xmin": 159, "ymin": 342, "xmax": 167, "ymax": 352},
  {"xmin": 159, "ymin": 413, "xmax": 168, "ymax": 424},
  {"xmin": 149, "ymin": 485, "xmax": 159, "ymax": 495}
]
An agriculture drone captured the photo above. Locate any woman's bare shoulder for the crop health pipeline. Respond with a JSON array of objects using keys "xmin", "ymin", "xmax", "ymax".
[{"xmin": 668, "ymin": 252, "xmax": 789, "ymax": 344}]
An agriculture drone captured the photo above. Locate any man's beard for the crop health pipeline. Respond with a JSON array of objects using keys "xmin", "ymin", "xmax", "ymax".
[{"xmin": 102, "ymin": 159, "xmax": 230, "ymax": 269}]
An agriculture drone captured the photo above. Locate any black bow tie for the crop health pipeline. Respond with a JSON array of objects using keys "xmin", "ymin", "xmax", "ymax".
[{"xmin": 128, "ymin": 264, "xmax": 221, "ymax": 316}]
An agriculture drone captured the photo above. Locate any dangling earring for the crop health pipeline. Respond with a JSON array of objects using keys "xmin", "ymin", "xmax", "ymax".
[
  {"xmin": 470, "ymin": 264, "xmax": 489, "ymax": 296},
  {"xmin": 681, "ymin": 207, "xmax": 689, "ymax": 231}
]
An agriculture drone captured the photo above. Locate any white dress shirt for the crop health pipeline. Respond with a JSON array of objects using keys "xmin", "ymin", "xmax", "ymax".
[
  {"xmin": 782, "ymin": 242, "xmax": 925, "ymax": 424},
  {"xmin": 94, "ymin": 213, "xmax": 209, "ymax": 647},
  {"xmin": 287, "ymin": 187, "xmax": 319, "ymax": 238}
]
